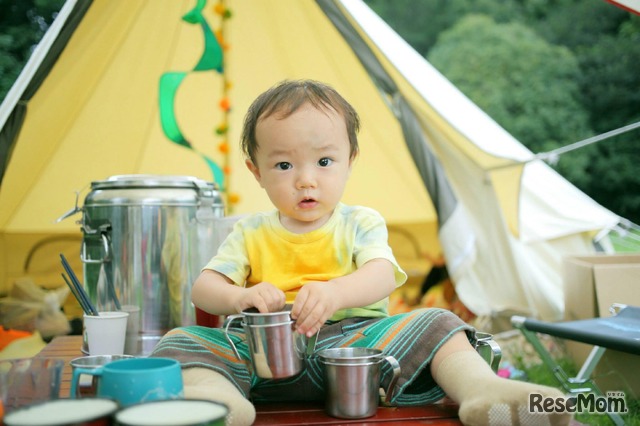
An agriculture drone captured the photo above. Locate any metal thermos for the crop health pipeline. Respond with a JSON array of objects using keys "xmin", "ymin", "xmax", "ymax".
[{"xmin": 79, "ymin": 175, "xmax": 224, "ymax": 355}]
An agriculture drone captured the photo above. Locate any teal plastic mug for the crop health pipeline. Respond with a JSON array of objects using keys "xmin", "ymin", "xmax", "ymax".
[{"xmin": 70, "ymin": 357, "xmax": 184, "ymax": 407}]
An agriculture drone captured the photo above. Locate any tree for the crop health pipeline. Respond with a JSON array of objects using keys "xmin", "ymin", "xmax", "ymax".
[
  {"xmin": 524, "ymin": 0, "xmax": 630, "ymax": 51},
  {"xmin": 526, "ymin": 3, "xmax": 640, "ymax": 223},
  {"xmin": 0, "ymin": 0, "xmax": 64, "ymax": 101},
  {"xmin": 365, "ymin": 0, "xmax": 526, "ymax": 55},
  {"xmin": 427, "ymin": 15, "xmax": 592, "ymax": 157},
  {"xmin": 577, "ymin": 19, "xmax": 640, "ymax": 224}
]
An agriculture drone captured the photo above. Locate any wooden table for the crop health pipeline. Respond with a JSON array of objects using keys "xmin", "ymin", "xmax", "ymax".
[{"xmin": 36, "ymin": 335, "xmax": 462, "ymax": 425}]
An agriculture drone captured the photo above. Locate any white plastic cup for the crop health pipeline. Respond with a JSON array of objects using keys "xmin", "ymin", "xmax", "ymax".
[
  {"xmin": 84, "ymin": 311, "xmax": 129, "ymax": 355},
  {"xmin": 121, "ymin": 305, "xmax": 141, "ymax": 355}
]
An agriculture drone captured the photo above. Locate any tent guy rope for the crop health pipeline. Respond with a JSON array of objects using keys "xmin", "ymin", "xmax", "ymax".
[
  {"xmin": 488, "ymin": 120, "xmax": 640, "ymax": 170},
  {"xmin": 535, "ymin": 120, "xmax": 640, "ymax": 165}
]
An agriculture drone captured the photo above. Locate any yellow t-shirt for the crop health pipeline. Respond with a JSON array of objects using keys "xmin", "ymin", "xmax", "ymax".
[{"xmin": 204, "ymin": 203, "xmax": 407, "ymax": 321}]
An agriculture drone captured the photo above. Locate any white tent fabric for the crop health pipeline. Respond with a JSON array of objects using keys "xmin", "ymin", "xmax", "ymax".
[
  {"xmin": 0, "ymin": 0, "xmax": 621, "ymax": 322},
  {"xmin": 606, "ymin": 0, "xmax": 640, "ymax": 15}
]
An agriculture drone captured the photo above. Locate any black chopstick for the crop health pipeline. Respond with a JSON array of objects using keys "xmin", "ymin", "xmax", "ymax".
[
  {"xmin": 60, "ymin": 253, "xmax": 99, "ymax": 316},
  {"xmin": 61, "ymin": 273, "xmax": 91, "ymax": 315}
]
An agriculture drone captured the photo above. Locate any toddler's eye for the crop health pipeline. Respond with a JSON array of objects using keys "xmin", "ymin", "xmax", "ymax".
[
  {"xmin": 318, "ymin": 158, "xmax": 333, "ymax": 167},
  {"xmin": 276, "ymin": 162, "xmax": 292, "ymax": 170}
]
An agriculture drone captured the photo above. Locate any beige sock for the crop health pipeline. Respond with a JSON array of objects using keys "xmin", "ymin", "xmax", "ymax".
[
  {"xmin": 433, "ymin": 351, "xmax": 572, "ymax": 426},
  {"xmin": 182, "ymin": 367, "xmax": 256, "ymax": 426}
]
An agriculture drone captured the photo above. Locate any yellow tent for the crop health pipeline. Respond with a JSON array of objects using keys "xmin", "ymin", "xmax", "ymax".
[{"xmin": 0, "ymin": 0, "xmax": 619, "ymax": 323}]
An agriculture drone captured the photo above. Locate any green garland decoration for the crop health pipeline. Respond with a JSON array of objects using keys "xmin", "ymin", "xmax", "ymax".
[{"xmin": 158, "ymin": 0, "xmax": 225, "ymax": 188}]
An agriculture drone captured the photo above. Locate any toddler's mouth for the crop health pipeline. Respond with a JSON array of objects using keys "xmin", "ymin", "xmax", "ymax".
[{"xmin": 298, "ymin": 198, "xmax": 317, "ymax": 208}]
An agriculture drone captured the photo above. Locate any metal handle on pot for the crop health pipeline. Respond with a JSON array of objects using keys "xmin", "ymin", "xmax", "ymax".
[
  {"xmin": 473, "ymin": 332, "xmax": 502, "ymax": 373},
  {"xmin": 382, "ymin": 355, "xmax": 401, "ymax": 404},
  {"xmin": 55, "ymin": 191, "xmax": 82, "ymax": 223},
  {"xmin": 81, "ymin": 232, "xmax": 111, "ymax": 264},
  {"xmin": 223, "ymin": 314, "xmax": 244, "ymax": 359},
  {"xmin": 70, "ymin": 366, "xmax": 104, "ymax": 399}
]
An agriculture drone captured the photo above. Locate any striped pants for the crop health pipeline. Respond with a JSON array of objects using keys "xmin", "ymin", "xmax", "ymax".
[{"xmin": 150, "ymin": 308, "xmax": 474, "ymax": 406}]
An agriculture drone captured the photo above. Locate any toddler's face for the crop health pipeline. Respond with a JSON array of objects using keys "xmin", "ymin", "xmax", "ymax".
[{"xmin": 246, "ymin": 103, "xmax": 353, "ymax": 233}]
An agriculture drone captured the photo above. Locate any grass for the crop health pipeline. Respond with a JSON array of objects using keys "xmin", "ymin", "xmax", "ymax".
[
  {"xmin": 610, "ymin": 227, "xmax": 640, "ymax": 253},
  {"xmin": 513, "ymin": 355, "xmax": 640, "ymax": 425},
  {"xmin": 494, "ymin": 228, "xmax": 640, "ymax": 424}
]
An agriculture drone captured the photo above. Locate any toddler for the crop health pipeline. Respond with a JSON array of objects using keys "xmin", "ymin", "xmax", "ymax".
[{"xmin": 151, "ymin": 79, "xmax": 570, "ymax": 426}]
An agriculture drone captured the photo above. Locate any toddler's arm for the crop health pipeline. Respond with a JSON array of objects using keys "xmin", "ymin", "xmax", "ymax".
[
  {"xmin": 291, "ymin": 258, "xmax": 396, "ymax": 337},
  {"xmin": 191, "ymin": 269, "xmax": 286, "ymax": 316}
]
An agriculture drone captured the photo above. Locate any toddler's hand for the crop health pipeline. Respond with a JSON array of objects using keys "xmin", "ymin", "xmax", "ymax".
[
  {"xmin": 291, "ymin": 281, "xmax": 338, "ymax": 337},
  {"xmin": 234, "ymin": 282, "xmax": 286, "ymax": 314}
]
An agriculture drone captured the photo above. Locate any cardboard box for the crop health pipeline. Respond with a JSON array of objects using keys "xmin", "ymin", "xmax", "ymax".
[
  {"xmin": 564, "ymin": 254, "xmax": 640, "ymax": 320},
  {"xmin": 562, "ymin": 254, "xmax": 640, "ymax": 398}
]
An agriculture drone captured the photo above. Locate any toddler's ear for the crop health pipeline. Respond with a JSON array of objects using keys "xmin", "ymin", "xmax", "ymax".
[{"xmin": 245, "ymin": 159, "xmax": 263, "ymax": 184}]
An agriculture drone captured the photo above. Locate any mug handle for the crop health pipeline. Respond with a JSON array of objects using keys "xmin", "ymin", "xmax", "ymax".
[
  {"xmin": 223, "ymin": 314, "xmax": 244, "ymax": 360},
  {"xmin": 382, "ymin": 355, "xmax": 401, "ymax": 404},
  {"xmin": 70, "ymin": 366, "xmax": 103, "ymax": 398}
]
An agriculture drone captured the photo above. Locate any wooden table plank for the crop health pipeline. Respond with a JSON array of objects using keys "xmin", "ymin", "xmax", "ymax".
[
  {"xmin": 252, "ymin": 402, "xmax": 461, "ymax": 425},
  {"xmin": 36, "ymin": 335, "xmax": 461, "ymax": 425},
  {"xmin": 35, "ymin": 335, "xmax": 84, "ymax": 398}
]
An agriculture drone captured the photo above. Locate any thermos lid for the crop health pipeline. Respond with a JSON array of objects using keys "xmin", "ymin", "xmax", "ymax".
[
  {"xmin": 85, "ymin": 175, "xmax": 222, "ymax": 207},
  {"xmin": 90, "ymin": 174, "xmax": 216, "ymax": 190}
]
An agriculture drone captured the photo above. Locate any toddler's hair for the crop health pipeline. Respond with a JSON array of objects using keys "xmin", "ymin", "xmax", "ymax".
[{"xmin": 241, "ymin": 79, "xmax": 360, "ymax": 164}]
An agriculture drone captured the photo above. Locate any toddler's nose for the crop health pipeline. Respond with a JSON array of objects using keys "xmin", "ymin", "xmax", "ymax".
[{"xmin": 296, "ymin": 170, "xmax": 317, "ymax": 189}]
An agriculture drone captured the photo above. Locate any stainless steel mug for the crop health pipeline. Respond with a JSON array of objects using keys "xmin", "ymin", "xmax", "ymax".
[
  {"xmin": 318, "ymin": 347, "xmax": 401, "ymax": 419},
  {"xmin": 70, "ymin": 354, "xmax": 134, "ymax": 397},
  {"xmin": 224, "ymin": 308, "xmax": 307, "ymax": 379}
]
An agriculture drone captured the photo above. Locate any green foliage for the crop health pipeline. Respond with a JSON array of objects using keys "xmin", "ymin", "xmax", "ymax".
[
  {"xmin": 525, "ymin": 0, "xmax": 629, "ymax": 50},
  {"xmin": 515, "ymin": 355, "xmax": 578, "ymax": 387},
  {"xmin": 520, "ymin": 358, "xmax": 640, "ymax": 425},
  {"xmin": 621, "ymin": 399, "xmax": 640, "ymax": 426},
  {"xmin": 567, "ymin": 15, "xmax": 640, "ymax": 223},
  {"xmin": 525, "ymin": 3, "xmax": 640, "ymax": 225},
  {"xmin": 610, "ymin": 228, "xmax": 640, "ymax": 253},
  {"xmin": 578, "ymin": 35, "xmax": 640, "ymax": 134},
  {"xmin": 0, "ymin": 0, "xmax": 65, "ymax": 101},
  {"xmin": 364, "ymin": 0, "xmax": 526, "ymax": 56},
  {"xmin": 427, "ymin": 15, "xmax": 592, "ymax": 154},
  {"xmin": 0, "ymin": 33, "xmax": 21, "ymax": 99},
  {"xmin": 586, "ymin": 137, "xmax": 640, "ymax": 223}
]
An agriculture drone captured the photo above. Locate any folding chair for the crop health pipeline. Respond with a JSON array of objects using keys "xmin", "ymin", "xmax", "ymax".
[{"xmin": 511, "ymin": 304, "xmax": 640, "ymax": 426}]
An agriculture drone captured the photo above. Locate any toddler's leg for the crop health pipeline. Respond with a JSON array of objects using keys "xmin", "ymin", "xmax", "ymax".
[
  {"xmin": 182, "ymin": 367, "xmax": 256, "ymax": 426},
  {"xmin": 431, "ymin": 332, "xmax": 571, "ymax": 426}
]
